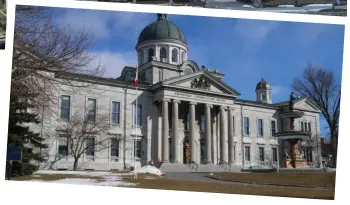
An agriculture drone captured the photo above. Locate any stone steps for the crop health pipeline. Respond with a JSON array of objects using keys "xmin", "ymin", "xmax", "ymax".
[{"xmin": 159, "ymin": 163, "xmax": 243, "ymax": 173}]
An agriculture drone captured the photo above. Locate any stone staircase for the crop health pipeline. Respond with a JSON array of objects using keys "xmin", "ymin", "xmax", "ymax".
[{"xmin": 159, "ymin": 163, "xmax": 243, "ymax": 173}]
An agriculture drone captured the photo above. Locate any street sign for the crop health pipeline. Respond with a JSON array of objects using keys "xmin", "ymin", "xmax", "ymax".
[
  {"xmin": 6, "ymin": 146, "xmax": 22, "ymax": 180},
  {"xmin": 6, "ymin": 146, "xmax": 22, "ymax": 161}
]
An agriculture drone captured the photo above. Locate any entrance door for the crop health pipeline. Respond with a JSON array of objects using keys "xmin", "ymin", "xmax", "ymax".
[
  {"xmin": 200, "ymin": 138, "xmax": 205, "ymax": 164},
  {"xmin": 183, "ymin": 139, "xmax": 190, "ymax": 164}
]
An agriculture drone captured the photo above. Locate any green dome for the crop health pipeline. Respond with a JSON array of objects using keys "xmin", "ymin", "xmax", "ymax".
[{"xmin": 137, "ymin": 14, "xmax": 187, "ymax": 45}]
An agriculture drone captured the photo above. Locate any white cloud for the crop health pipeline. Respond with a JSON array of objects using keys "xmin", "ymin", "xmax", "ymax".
[
  {"xmin": 271, "ymin": 85, "xmax": 281, "ymax": 96},
  {"xmin": 88, "ymin": 51, "xmax": 137, "ymax": 78},
  {"xmin": 233, "ymin": 20, "xmax": 280, "ymax": 54}
]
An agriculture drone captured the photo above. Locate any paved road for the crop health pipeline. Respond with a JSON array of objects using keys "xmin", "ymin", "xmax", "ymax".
[{"xmin": 164, "ymin": 172, "xmax": 334, "ymax": 190}]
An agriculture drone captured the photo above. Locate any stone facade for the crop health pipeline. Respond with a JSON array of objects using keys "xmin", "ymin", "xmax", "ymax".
[{"xmin": 33, "ymin": 14, "xmax": 322, "ymax": 171}]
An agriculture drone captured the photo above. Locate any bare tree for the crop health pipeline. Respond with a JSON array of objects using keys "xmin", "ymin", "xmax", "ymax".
[
  {"xmin": 55, "ymin": 108, "xmax": 111, "ymax": 171},
  {"xmin": 12, "ymin": 5, "xmax": 105, "ymax": 117},
  {"xmin": 292, "ymin": 63, "xmax": 340, "ymax": 167}
]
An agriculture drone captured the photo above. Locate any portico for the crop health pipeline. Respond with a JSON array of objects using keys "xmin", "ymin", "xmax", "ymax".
[{"xmin": 154, "ymin": 81, "xmax": 238, "ymax": 165}]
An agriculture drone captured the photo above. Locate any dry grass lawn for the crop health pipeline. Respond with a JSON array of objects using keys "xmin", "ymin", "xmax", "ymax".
[
  {"xmin": 211, "ymin": 172, "xmax": 336, "ymax": 188},
  {"xmin": 122, "ymin": 174, "xmax": 334, "ymax": 200},
  {"xmin": 9, "ymin": 172, "xmax": 335, "ymax": 199}
]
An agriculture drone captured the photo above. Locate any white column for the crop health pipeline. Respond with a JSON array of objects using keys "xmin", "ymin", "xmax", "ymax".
[
  {"xmin": 220, "ymin": 106, "xmax": 228, "ymax": 163},
  {"xmin": 172, "ymin": 100, "xmax": 181, "ymax": 163},
  {"xmin": 228, "ymin": 107, "xmax": 235, "ymax": 164},
  {"xmin": 162, "ymin": 98, "xmax": 170, "ymax": 163},
  {"xmin": 157, "ymin": 103, "xmax": 162, "ymax": 163},
  {"xmin": 205, "ymin": 104, "xmax": 212, "ymax": 164},
  {"xmin": 189, "ymin": 102, "xmax": 197, "ymax": 163}
]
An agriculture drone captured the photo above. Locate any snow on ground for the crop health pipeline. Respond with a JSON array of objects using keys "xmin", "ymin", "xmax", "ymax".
[
  {"xmin": 35, "ymin": 170, "xmax": 132, "ymax": 176},
  {"xmin": 33, "ymin": 170, "xmax": 136, "ymax": 187},
  {"xmin": 135, "ymin": 165, "xmax": 164, "ymax": 176}
]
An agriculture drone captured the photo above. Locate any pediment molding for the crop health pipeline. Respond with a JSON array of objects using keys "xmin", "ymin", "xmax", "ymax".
[{"xmin": 162, "ymin": 71, "xmax": 240, "ymax": 97}]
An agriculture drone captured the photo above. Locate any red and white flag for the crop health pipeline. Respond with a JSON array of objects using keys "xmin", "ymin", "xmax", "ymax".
[{"xmin": 134, "ymin": 65, "xmax": 138, "ymax": 88}]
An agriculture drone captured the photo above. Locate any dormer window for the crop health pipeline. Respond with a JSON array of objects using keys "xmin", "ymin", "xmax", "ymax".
[
  {"xmin": 160, "ymin": 48, "xmax": 167, "ymax": 61},
  {"xmin": 148, "ymin": 48, "xmax": 154, "ymax": 62},
  {"xmin": 172, "ymin": 48, "xmax": 178, "ymax": 63}
]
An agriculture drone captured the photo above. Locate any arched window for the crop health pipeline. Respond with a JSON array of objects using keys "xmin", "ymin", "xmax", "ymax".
[
  {"xmin": 148, "ymin": 48, "xmax": 154, "ymax": 62},
  {"xmin": 160, "ymin": 48, "xmax": 167, "ymax": 60},
  {"xmin": 140, "ymin": 50, "xmax": 144, "ymax": 64},
  {"xmin": 172, "ymin": 48, "xmax": 178, "ymax": 63},
  {"xmin": 308, "ymin": 122, "xmax": 311, "ymax": 132},
  {"xmin": 184, "ymin": 67, "xmax": 193, "ymax": 75},
  {"xmin": 182, "ymin": 51, "xmax": 186, "ymax": 62},
  {"xmin": 301, "ymin": 122, "xmax": 304, "ymax": 131}
]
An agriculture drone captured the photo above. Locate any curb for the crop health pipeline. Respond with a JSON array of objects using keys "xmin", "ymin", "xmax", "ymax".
[{"xmin": 206, "ymin": 175, "xmax": 335, "ymax": 191}]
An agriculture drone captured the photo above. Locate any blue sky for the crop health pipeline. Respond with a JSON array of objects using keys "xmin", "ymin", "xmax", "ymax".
[{"xmin": 51, "ymin": 8, "xmax": 344, "ymax": 138}]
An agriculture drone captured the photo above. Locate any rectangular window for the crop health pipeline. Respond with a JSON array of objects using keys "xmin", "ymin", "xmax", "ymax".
[
  {"xmin": 244, "ymin": 146, "xmax": 251, "ymax": 161},
  {"xmin": 271, "ymin": 120, "xmax": 276, "ymax": 137},
  {"xmin": 133, "ymin": 139, "xmax": 141, "ymax": 159},
  {"xmin": 258, "ymin": 119, "xmax": 263, "ymax": 137},
  {"xmin": 259, "ymin": 147, "xmax": 265, "ymax": 162},
  {"xmin": 87, "ymin": 98, "xmax": 97, "ymax": 122},
  {"xmin": 86, "ymin": 137, "xmax": 95, "ymax": 156},
  {"xmin": 58, "ymin": 135, "xmax": 68, "ymax": 156},
  {"xmin": 60, "ymin": 95, "xmax": 70, "ymax": 121},
  {"xmin": 244, "ymin": 117, "xmax": 250, "ymax": 136},
  {"xmin": 134, "ymin": 104, "xmax": 142, "ymax": 126},
  {"xmin": 111, "ymin": 138, "xmax": 119, "ymax": 157},
  {"xmin": 111, "ymin": 101, "xmax": 120, "ymax": 124},
  {"xmin": 272, "ymin": 147, "xmax": 278, "ymax": 162},
  {"xmin": 308, "ymin": 122, "xmax": 311, "ymax": 132}
]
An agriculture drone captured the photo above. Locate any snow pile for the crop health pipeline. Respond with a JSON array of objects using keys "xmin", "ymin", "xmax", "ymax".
[
  {"xmin": 304, "ymin": 4, "xmax": 332, "ymax": 7},
  {"xmin": 242, "ymin": 5, "xmax": 255, "ymax": 8},
  {"xmin": 135, "ymin": 165, "xmax": 164, "ymax": 176},
  {"xmin": 277, "ymin": 5, "xmax": 295, "ymax": 8}
]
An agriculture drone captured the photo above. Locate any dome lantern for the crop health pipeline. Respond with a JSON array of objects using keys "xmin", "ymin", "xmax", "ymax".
[{"xmin": 255, "ymin": 78, "xmax": 272, "ymax": 104}]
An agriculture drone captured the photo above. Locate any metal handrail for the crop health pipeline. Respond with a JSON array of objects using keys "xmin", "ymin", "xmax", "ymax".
[
  {"xmin": 190, "ymin": 161, "xmax": 198, "ymax": 171},
  {"xmin": 221, "ymin": 161, "xmax": 231, "ymax": 171}
]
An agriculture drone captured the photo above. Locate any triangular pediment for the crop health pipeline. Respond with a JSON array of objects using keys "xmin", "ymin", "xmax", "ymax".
[
  {"xmin": 293, "ymin": 98, "xmax": 321, "ymax": 113},
  {"xmin": 162, "ymin": 71, "xmax": 240, "ymax": 96}
]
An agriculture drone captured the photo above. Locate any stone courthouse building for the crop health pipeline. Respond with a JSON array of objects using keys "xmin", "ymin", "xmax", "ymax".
[{"xmin": 38, "ymin": 14, "xmax": 322, "ymax": 171}]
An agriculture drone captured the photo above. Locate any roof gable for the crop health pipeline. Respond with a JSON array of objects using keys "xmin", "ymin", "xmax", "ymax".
[
  {"xmin": 293, "ymin": 98, "xmax": 321, "ymax": 113},
  {"xmin": 162, "ymin": 71, "xmax": 240, "ymax": 96}
]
